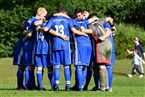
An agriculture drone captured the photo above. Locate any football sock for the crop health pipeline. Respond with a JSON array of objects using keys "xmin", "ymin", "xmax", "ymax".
[
  {"xmin": 17, "ymin": 68, "xmax": 25, "ymax": 88},
  {"xmin": 54, "ymin": 65, "xmax": 60, "ymax": 88},
  {"xmin": 36, "ymin": 70, "xmax": 43, "ymax": 88},
  {"xmin": 106, "ymin": 65, "xmax": 113, "ymax": 89},
  {"xmin": 84, "ymin": 67, "xmax": 92, "ymax": 89},
  {"xmin": 76, "ymin": 66, "xmax": 83, "ymax": 89},
  {"xmin": 48, "ymin": 71, "xmax": 54, "ymax": 89},
  {"xmin": 93, "ymin": 72, "xmax": 100, "ymax": 89},
  {"xmin": 64, "ymin": 66, "xmax": 71, "ymax": 88},
  {"xmin": 82, "ymin": 67, "xmax": 87, "ymax": 87}
]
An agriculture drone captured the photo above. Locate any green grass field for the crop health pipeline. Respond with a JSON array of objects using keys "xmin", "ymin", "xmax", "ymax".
[{"xmin": 0, "ymin": 58, "xmax": 145, "ymax": 97}]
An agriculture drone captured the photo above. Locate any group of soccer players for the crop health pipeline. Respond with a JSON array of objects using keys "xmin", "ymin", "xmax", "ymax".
[{"xmin": 13, "ymin": 5, "xmax": 116, "ymax": 92}]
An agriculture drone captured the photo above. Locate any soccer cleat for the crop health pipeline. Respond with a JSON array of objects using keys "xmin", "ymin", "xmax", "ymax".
[
  {"xmin": 76, "ymin": 88, "xmax": 83, "ymax": 91},
  {"xmin": 70, "ymin": 86, "xmax": 78, "ymax": 91},
  {"xmin": 83, "ymin": 88, "xmax": 88, "ymax": 91},
  {"xmin": 127, "ymin": 74, "xmax": 133, "ymax": 78},
  {"xmin": 91, "ymin": 87, "xmax": 100, "ymax": 91},
  {"xmin": 108, "ymin": 88, "xmax": 112, "ymax": 92},
  {"xmin": 17, "ymin": 87, "xmax": 25, "ymax": 90},
  {"xmin": 65, "ymin": 86, "xmax": 71, "ymax": 91},
  {"xmin": 38, "ymin": 87, "xmax": 47, "ymax": 91},
  {"xmin": 53, "ymin": 87, "xmax": 59, "ymax": 91},
  {"xmin": 139, "ymin": 74, "xmax": 144, "ymax": 78}
]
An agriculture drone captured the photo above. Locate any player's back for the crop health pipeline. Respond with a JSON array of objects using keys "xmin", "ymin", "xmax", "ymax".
[{"xmin": 49, "ymin": 16, "xmax": 72, "ymax": 51}]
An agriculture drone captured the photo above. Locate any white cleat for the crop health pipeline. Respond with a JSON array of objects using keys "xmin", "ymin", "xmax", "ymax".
[
  {"xmin": 127, "ymin": 74, "xmax": 133, "ymax": 78},
  {"xmin": 139, "ymin": 74, "xmax": 144, "ymax": 78}
]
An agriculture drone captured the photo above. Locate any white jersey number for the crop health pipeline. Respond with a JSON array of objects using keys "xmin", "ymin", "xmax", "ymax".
[{"xmin": 55, "ymin": 25, "xmax": 64, "ymax": 35}]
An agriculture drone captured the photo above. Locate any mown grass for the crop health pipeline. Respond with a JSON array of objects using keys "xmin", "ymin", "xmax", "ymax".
[{"xmin": 0, "ymin": 58, "xmax": 145, "ymax": 97}]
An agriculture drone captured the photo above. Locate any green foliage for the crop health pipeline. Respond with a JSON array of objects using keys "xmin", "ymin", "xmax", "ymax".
[{"xmin": 114, "ymin": 23, "xmax": 145, "ymax": 59}]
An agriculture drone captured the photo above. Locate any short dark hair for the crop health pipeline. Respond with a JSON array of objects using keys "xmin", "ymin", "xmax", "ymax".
[
  {"xmin": 57, "ymin": 5, "xmax": 66, "ymax": 13},
  {"xmin": 74, "ymin": 8, "xmax": 84, "ymax": 16},
  {"xmin": 88, "ymin": 13, "xmax": 98, "ymax": 19},
  {"xmin": 45, "ymin": 13, "xmax": 53, "ymax": 20}
]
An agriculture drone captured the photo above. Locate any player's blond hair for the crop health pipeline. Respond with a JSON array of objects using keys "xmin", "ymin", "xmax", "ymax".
[
  {"xmin": 83, "ymin": 11, "xmax": 89, "ymax": 18},
  {"xmin": 36, "ymin": 7, "xmax": 47, "ymax": 16}
]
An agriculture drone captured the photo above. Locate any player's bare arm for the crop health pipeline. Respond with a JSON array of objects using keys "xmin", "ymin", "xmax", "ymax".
[
  {"xmin": 22, "ymin": 33, "xmax": 32, "ymax": 42},
  {"xmin": 71, "ymin": 28, "xmax": 88, "ymax": 36},
  {"xmin": 99, "ymin": 28, "xmax": 111, "ymax": 41},
  {"xmin": 81, "ymin": 29, "xmax": 93, "ymax": 34}
]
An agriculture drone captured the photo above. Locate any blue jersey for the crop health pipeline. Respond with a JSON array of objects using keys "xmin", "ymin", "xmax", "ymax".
[
  {"xmin": 23, "ymin": 17, "xmax": 38, "ymax": 52},
  {"xmin": 73, "ymin": 19, "xmax": 91, "ymax": 46},
  {"xmin": 35, "ymin": 22, "xmax": 50, "ymax": 54},
  {"xmin": 45, "ymin": 16, "xmax": 74, "ymax": 51}
]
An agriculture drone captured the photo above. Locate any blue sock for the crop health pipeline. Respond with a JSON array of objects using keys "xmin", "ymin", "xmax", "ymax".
[
  {"xmin": 93, "ymin": 72, "xmax": 100, "ymax": 89},
  {"xmin": 54, "ymin": 65, "xmax": 60, "ymax": 88},
  {"xmin": 82, "ymin": 67, "xmax": 87, "ymax": 87},
  {"xmin": 76, "ymin": 66, "xmax": 83, "ymax": 89},
  {"xmin": 84, "ymin": 67, "xmax": 92, "ymax": 89},
  {"xmin": 64, "ymin": 66, "xmax": 71, "ymax": 88},
  {"xmin": 106, "ymin": 65, "xmax": 113, "ymax": 89},
  {"xmin": 17, "ymin": 68, "xmax": 25, "ymax": 88},
  {"xmin": 48, "ymin": 71, "xmax": 54, "ymax": 89},
  {"xmin": 25, "ymin": 68, "xmax": 29, "ymax": 88},
  {"xmin": 36, "ymin": 70, "xmax": 43, "ymax": 88}
]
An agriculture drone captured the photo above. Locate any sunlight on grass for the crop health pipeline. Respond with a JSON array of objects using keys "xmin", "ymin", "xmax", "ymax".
[{"xmin": 0, "ymin": 58, "xmax": 145, "ymax": 97}]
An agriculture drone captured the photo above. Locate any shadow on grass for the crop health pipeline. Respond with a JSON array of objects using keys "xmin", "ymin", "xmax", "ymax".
[
  {"xmin": 113, "ymin": 72, "xmax": 128, "ymax": 77},
  {"xmin": 0, "ymin": 88, "xmax": 17, "ymax": 90}
]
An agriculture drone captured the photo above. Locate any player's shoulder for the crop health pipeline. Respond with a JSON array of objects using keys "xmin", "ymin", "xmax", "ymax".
[{"xmin": 27, "ymin": 17, "xmax": 38, "ymax": 23}]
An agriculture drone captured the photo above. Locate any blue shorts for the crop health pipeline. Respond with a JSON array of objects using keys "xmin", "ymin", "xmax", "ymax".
[
  {"xmin": 74, "ymin": 46, "xmax": 92, "ymax": 66},
  {"xmin": 51, "ymin": 50, "xmax": 71, "ymax": 65},
  {"xmin": 35, "ymin": 54, "xmax": 51, "ymax": 68},
  {"xmin": 13, "ymin": 47, "xmax": 24, "ymax": 66},
  {"xmin": 23, "ymin": 51, "xmax": 35, "ymax": 66}
]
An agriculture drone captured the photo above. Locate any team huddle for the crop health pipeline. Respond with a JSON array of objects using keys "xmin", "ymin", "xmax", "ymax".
[{"xmin": 13, "ymin": 5, "xmax": 116, "ymax": 92}]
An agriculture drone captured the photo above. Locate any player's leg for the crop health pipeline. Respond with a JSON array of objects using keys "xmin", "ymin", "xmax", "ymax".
[
  {"xmin": 92, "ymin": 64, "xmax": 100, "ymax": 91},
  {"xmin": 51, "ymin": 51, "xmax": 61, "ymax": 91},
  {"xmin": 106, "ymin": 65, "xmax": 113, "ymax": 91},
  {"xmin": 76, "ymin": 66, "xmax": 83, "ymax": 91},
  {"xmin": 63, "ymin": 50, "xmax": 71, "ymax": 91},
  {"xmin": 83, "ymin": 65, "xmax": 93, "ymax": 91},
  {"xmin": 24, "ymin": 52, "xmax": 36, "ymax": 90},
  {"xmin": 47, "ymin": 66, "xmax": 54, "ymax": 90},
  {"xmin": 64, "ymin": 65, "xmax": 71, "ymax": 91},
  {"xmin": 35, "ymin": 54, "xmax": 46, "ymax": 90},
  {"xmin": 17, "ymin": 65, "xmax": 25, "ymax": 90},
  {"xmin": 99, "ymin": 64, "xmax": 108, "ymax": 91}
]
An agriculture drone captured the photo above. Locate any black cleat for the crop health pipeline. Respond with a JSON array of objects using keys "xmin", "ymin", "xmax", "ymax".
[
  {"xmin": 77, "ymin": 88, "xmax": 83, "ymax": 91},
  {"xmin": 91, "ymin": 87, "xmax": 100, "ymax": 91},
  {"xmin": 39, "ymin": 87, "xmax": 47, "ymax": 91},
  {"xmin": 70, "ymin": 86, "xmax": 78, "ymax": 91},
  {"xmin": 53, "ymin": 87, "xmax": 59, "ymax": 91},
  {"xmin": 65, "ymin": 86, "xmax": 71, "ymax": 91}
]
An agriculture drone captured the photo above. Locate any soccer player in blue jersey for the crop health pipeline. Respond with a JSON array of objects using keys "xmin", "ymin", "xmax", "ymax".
[
  {"xmin": 104, "ymin": 22, "xmax": 116, "ymax": 92},
  {"xmin": 38, "ymin": 5, "xmax": 88, "ymax": 91},
  {"xmin": 22, "ymin": 7, "xmax": 47, "ymax": 90},
  {"xmin": 71, "ymin": 8, "xmax": 95, "ymax": 91},
  {"xmin": 34, "ymin": 13, "xmax": 56, "ymax": 90},
  {"xmin": 13, "ymin": 20, "xmax": 28, "ymax": 90}
]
